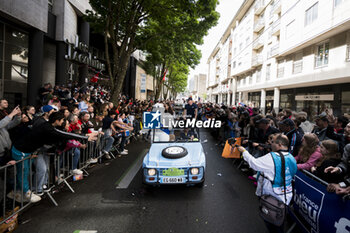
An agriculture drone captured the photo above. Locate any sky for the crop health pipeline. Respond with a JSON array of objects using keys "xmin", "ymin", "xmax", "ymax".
[{"xmin": 188, "ymin": 0, "xmax": 245, "ymax": 84}]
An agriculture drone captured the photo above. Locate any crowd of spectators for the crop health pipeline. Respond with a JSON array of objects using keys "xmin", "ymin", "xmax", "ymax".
[
  {"xmin": 0, "ymin": 82, "xmax": 349, "ymax": 207},
  {"xmin": 195, "ymin": 102, "xmax": 350, "ymax": 196},
  {"xmin": 0, "ymin": 82, "xmax": 153, "ymax": 204}
]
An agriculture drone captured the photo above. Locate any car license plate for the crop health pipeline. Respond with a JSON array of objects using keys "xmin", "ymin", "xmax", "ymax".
[{"xmin": 162, "ymin": 177, "xmax": 184, "ymax": 183}]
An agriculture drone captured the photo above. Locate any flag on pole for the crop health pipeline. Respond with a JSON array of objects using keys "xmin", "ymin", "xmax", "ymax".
[{"xmin": 162, "ymin": 69, "xmax": 168, "ymax": 82}]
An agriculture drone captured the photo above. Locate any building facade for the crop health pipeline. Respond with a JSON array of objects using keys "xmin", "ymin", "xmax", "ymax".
[
  {"xmin": 0, "ymin": 0, "xmax": 151, "ymax": 106},
  {"xmin": 189, "ymin": 74, "xmax": 207, "ymax": 101},
  {"xmin": 207, "ymin": 0, "xmax": 350, "ymax": 117}
]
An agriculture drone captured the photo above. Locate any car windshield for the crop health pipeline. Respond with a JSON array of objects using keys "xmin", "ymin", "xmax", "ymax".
[{"xmin": 152, "ymin": 128, "xmax": 200, "ymax": 143}]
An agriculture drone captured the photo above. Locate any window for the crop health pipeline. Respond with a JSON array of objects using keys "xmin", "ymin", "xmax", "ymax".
[
  {"xmin": 249, "ymin": 75, "xmax": 252, "ymax": 84},
  {"xmin": 239, "ymin": 42, "xmax": 243, "ymax": 51},
  {"xmin": 256, "ymin": 69, "xmax": 261, "ymax": 83},
  {"xmin": 246, "ymin": 37, "xmax": 250, "ymax": 46},
  {"xmin": 293, "ymin": 52, "xmax": 303, "ymax": 74},
  {"xmin": 315, "ymin": 42, "xmax": 329, "ymax": 67},
  {"xmin": 232, "ymin": 61, "xmax": 236, "ymax": 68},
  {"xmin": 266, "ymin": 64, "xmax": 271, "ymax": 81},
  {"xmin": 20, "ymin": 66, "xmax": 28, "ymax": 75},
  {"xmin": 233, "ymin": 48, "xmax": 237, "ymax": 55},
  {"xmin": 48, "ymin": 0, "xmax": 54, "ymax": 12},
  {"xmin": 334, "ymin": 0, "xmax": 347, "ymax": 7},
  {"xmin": 277, "ymin": 60, "xmax": 284, "ymax": 78},
  {"xmin": 346, "ymin": 44, "xmax": 350, "ymax": 61},
  {"xmin": 305, "ymin": 2, "xmax": 318, "ymax": 26}
]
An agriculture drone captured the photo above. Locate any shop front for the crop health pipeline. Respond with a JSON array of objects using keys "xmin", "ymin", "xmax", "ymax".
[
  {"xmin": 265, "ymin": 91, "xmax": 274, "ymax": 113},
  {"xmin": 280, "ymin": 84, "xmax": 349, "ymax": 119},
  {"xmin": 64, "ymin": 35, "xmax": 106, "ymax": 85},
  {"xmin": 0, "ymin": 21, "xmax": 28, "ymax": 107},
  {"xmin": 248, "ymin": 92, "xmax": 260, "ymax": 108}
]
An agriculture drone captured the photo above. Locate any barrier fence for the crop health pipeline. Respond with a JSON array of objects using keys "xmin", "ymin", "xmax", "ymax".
[
  {"xmin": 221, "ymin": 137, "xmax": 350, "ymax": 233},
  {"xmin": 289, "ymin": 170, "xmax": 350, "ymax": 233},
  {"xmin": 0, "ymin": 137, "xmax": 107, "ymax": 226}
]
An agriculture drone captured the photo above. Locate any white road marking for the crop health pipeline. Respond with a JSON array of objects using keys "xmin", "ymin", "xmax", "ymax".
[{"xmin": 116, "ymin": 152, "xmax": 145, "ymax": 189}]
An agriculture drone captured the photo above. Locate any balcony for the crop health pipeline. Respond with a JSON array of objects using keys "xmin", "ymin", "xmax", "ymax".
[
  {"xmin": 252, "ymin": 54, "xmax": 263, "ymax": 67},
  {"xmin": 277, "ymin": 67, "xmax": 284, "ymax": 78},
  {"xmin": 254, "ymin": 0, "xmax": 265, "ymax": 15},
  {"xmin": 252, "ymin": 37, "xmax": 264, "ymax": 50},
  {"xmin": 269, "ymin": 43, "xmax": 279, "ymax": 57},
  {"xmin": 293, "ymin": 60, "xmax": 303, "ymax": 74},
  {"xmin": 271, "ymin": 0, "xmax": 281, "ymax": 14},
  {"xmin": 271, "ymin": 18, "xmax": 280, "ymax": 36},
  {"xmin": 254, "ymin": 18, "xmax": 265, "ymax": 32}
]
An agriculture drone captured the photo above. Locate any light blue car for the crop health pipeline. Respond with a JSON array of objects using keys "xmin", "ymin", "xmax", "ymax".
[{"xmin": 142, "ymin": 128, "xmax": 206, "ymax": 187}]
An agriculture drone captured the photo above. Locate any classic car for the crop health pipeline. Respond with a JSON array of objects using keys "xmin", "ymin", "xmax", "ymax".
[{"xmin": 142, "ymin": 128, "xmax": 205, "ymax": 187}]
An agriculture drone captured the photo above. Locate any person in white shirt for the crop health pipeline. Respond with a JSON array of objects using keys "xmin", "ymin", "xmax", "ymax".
[{"xmin": 237, "ymin": 134, "xmax": 297, "ymax": 233}]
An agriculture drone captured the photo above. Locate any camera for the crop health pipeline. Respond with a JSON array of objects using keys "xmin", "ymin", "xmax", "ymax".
[{"xmin": 227, "ymin": 138, "xmax": 236, "ymax": 146}]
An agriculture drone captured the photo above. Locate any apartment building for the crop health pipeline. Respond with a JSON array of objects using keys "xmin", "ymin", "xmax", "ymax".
[
  {"xmin": 207, "ymin": 0, "xmax": 350, "ymax": 117},
  {"xmin": 189, "ymin": 73, "xmax": 207, "ymax": 101}
]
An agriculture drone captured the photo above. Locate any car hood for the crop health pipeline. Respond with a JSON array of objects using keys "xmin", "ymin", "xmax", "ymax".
[{"xmin": 146, "ymin": 142, "xmax": 203, "ymax": 167}]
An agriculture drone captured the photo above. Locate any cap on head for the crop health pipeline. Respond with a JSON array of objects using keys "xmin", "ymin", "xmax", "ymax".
[
  {"xmin": 279, "ymin": 118, "xmax": 295, "ymax": 127},
  {"xmin": 315, "ymin": 112, "xmax": 328, "ymax": 122},
  {"xmin": 41, "ymin": 105, "xmax": 54, "ymax": 113},
  {"xmin": 256, "ymin": 118, "xmax": 270, "ymax": 125}
]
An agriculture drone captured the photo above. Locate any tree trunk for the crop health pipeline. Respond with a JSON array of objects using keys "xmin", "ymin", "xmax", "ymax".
[
  {"xmin": 155, "ymin": 80, "xmax": 162, "ymax": 100},
  {"xmin": 109, "ymin": 51, "xmax": 132, "ymax": 103},
  {"xmin": 163, "ymin": 86, "xmax": 168, "ymax": 100}
]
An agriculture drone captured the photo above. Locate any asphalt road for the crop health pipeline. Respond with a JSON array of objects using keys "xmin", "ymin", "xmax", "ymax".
[{"xmin": 16, "ymin": 130, "xmax": 267, "ymax": 233}]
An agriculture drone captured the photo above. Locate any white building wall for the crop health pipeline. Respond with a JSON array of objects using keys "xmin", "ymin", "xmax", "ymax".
[
  {"xmin": 208, "ymin": 57, "xmax": 217, "ymax": 87},
  {"xmin": 280, "ymin": 0, "xmax": 350, "ymax": 55},
  {"xmin": 64, "ymin": 2, "xmax": 78, "ymax": 43}
]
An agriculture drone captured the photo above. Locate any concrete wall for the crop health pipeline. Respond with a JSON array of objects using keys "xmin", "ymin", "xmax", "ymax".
[
  {"xmin": 43, "ymin": 42, "xmax": 56, "ymax": 85},
  {"xmin": 135, "ymin": 65, "xmax": 153, "ymax": 101},
  {"xmin": 63, "ymin": 1, "xmax": 78, "ymax": 43},
  {"xmin": 0, "ymin": 0, "xmax": 48, "ymax": 32}
]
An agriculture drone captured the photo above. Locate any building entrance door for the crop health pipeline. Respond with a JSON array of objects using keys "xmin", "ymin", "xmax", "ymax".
[{"xmin": 266, "ymin": 100, "xmax": 273, "ymax": 113}]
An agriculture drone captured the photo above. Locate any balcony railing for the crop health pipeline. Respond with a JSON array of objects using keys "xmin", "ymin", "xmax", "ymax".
[
  {"xmin": 271, "ymin": 18, "xmax": 281, "ymax": 36},
  {"xmin": 293, "ymin": 60, "xmax": 303, "ymax": 74},
  {"xmin": 252, "ymin": 54, "xmax": 263, "ymax": 67},
  {"xmin": 254, "ymin": 18, "xmax": 265, "ymax": 32},
  {"xmin": 252, "ymin": 37, "xmax": 264, "ymax": 50},
  {"xmin": 254, "ymin": 0, "xmax": 266, "ymax": 15},
  {"xmin": 269, "ymin": 43, "xmax": 280, "ymax": 57},
  {"xmin": 271, "ymin": 0, "xmax": 281, "ymax": 14},
  {"xmin": 277, "ymin": 67, "xmax": 284, "ymax": 78}
]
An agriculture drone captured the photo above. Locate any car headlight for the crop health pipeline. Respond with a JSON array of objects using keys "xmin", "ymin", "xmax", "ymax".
[
  {"xmin": 148, "ymin": 168, "xmax": 156, "ymax": 176},
  {"xmin": 191, "ymin": 168, "xmax": 199, "ymax": 175}
]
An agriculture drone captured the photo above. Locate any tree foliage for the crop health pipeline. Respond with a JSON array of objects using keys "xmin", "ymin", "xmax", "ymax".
[{"xmin": 86, "ymin": 0, "xmax": 219, "ymax": 102}]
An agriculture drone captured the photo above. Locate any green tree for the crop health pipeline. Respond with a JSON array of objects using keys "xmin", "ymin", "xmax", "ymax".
[{"xmin": 86, "ymin": 0, "xmax": 219, "ymax": 102}]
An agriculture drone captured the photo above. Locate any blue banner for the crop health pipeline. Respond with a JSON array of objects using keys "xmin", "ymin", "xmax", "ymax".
[{"xmin": 290, "ymin": 170, "xmax": 350, "ymax": 233}]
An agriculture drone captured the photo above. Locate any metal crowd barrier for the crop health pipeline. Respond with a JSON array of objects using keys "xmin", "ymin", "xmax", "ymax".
[
  {"xmin": 0, "ymin": 136, "xmax": 107, "ymax": 225},
  {"xmin": 0, "ymin": 156, "xmax": 36, "ymax": 226},
  {"xmin": 288, "ymin": 170, "xmax": 350, "ymax": 233}
]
